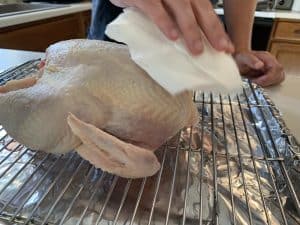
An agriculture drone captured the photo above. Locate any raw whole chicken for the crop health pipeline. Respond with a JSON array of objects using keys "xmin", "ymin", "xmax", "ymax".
[{"xmin": 0, "ymin": 39, "xmax": 198, "ymax": 178}]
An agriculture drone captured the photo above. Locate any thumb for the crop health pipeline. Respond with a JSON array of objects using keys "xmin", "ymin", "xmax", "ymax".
[{"xmin": 236, "ymin": 52, "xmax": 264, "ymax": 70}]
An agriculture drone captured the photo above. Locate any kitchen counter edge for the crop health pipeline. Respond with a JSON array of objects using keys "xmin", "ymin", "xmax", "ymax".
[{"xmin": 0, "ymin": 2, "xmax": 92, "ymax": 28}]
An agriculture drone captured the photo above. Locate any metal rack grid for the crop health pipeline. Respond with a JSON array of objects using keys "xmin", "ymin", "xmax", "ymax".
[{"xmin": 0, "ymin": 60, "xmax": 299, "ymax": 225}]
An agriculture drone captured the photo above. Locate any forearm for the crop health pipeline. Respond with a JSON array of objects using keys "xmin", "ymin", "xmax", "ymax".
[{"xmin": 223, "ymin": 0, "xmax": 256, "ymax": 52}]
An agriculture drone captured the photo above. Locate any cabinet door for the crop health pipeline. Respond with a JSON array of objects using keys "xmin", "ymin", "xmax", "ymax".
[
  {"xmin": 0, "ymin": 14, "xmax": 86, "ymax": 52},
  {"xmin": 270, "ymin": 42, "xmax": 300, "ymax": 77},
  {"xmin": 82, "ymin": 10, "xmax": 91, "ymax": 36},
  {"xmin": 273, "ymin": 21, "xmax": 300, "ymax": 42}
]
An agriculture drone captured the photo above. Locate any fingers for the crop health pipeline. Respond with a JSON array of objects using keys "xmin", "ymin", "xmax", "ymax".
[
  {"xmin": 136, "ymin": 0, "xmax": 179, "ymax": 41},
  {"xmin": 238, "ymin": 53, "xmax": 264, "ymax": 70},
  {"xmin": 233, "ymin": 50, "xmax": 285, "ymax": 87},
  {"xmin": 252, "ymin": 70, "xmax": 285, "ymax": 87},
  {"xmin": 251, "ymin": 51, "xmax": 285, "ymax": 87},
  {"xmin": 163, "ymin": 0, "xmax": 203, "ymax": 54},
  {"xmin": 234, "ymin": 51, "xmax": 264, "ymax": 75},
  {"xmin": 191, "ymin": 0, "xmax": 234, "ymax": 53},
  {"xmin": 110, "ymin": 0, "xmax": 234, "ymax": 55},
  {"xmin": 252, "ymin": 51, "xmax": 277, "ymax": 65}
]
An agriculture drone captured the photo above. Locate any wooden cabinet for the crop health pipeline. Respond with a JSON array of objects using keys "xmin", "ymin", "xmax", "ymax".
[
  {"xmin": 270, "ymin": 42, "xmax": 300, "ymax": 76},
  {"xmin": 268, "ymin": 19, "xmax": 300, "ymax": 76},
  {"xmin": 81, "ymin": 10, "xmax": 92, "ymax": 35},
  {"xmin": 0, "ymin": 10, "xmax": 91, "ymax": 52},
  {"xmin": 273, "ymin": 21, "xmax": 300, "ymax": 41}
]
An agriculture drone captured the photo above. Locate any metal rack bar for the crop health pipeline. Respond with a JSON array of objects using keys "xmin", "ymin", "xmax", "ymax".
[
  {"xmin": 0, "ymin": 151, "xmax": 36, "ymax": 197},
  {"xmin": 129, "ymin": 177, "xmax": 147, "ymax": 225},
  {"xmin": 58, "ymin": 166, "xmax": 95, "ymax": 225},
  {"xmin": 10, "ymin": 155, "xmax": 63, "ymax": 222},
  {"xmin": 95, "ymin": 176, "xmax": 119, "ymax": 225},
  {"xmin": 112, "ymin": 179, "xmax": 132, "ymax": 225},
  {"xmin": 0, "ymin": 59, "xmax": 40, "ymax": 85},
  {"xmin": 212, "ymin": 153, "xmax": 285, "ymax": 161},
  {"xmin": 248, "ymin": 82, "xmax": 300, "ymax": 215},
  {"xmin": 41, "ymin": 159, "xmax": 87, "ymax": 225},
  {"xmin": 181, "ymin": 127, "xmax": 192, "ymax": 225},
  {"xmin": 219, "ymin": 94, "xmax": 236, "ymax": 225},
  {"xmin": 147, "ymin": 146, "xmax": 168, "ymax": 225},
  {"xmin": 0, "ymin": 141, "xmax": 20, "ymax": 162},
  {"xmin": 210, "ymin": 93, "xmax": 219, "ymax": 225},
  {"xmin": 198, "ymin": 93, "xmax": 205, "ymax": 225},
  {"xmin": 237, "ymin": 95, "xmax": 271, "ymax": 225},
  {"xmin": 229, "ymin": 95, "xmax": 253, "ymax": 225},
  {"xmin": 243, "ymin": 88, "xmax": 289, "ymax": 225},
  {"xmin": 76, "ymin": 171, "xmax": 106, "ymax": 225},
  {"xmin": 23, "ymin": 154, "xmax": 76, "ymax": 224},
  {"xmin": 0, "ymin": 134, "xmax": 9, "ymax": 145},
  {"xmin": 0, "ymin": 153, "xmax": 51, "ymax": 214},
  {"xmin": 0, "ymin": 148, "xmax": 29, "ymax": 180},
  {"xmin": 164, "ymin": 134, "xmax": 181, "ymax": 225}
]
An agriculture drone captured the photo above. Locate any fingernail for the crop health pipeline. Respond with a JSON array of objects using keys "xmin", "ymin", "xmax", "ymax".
[
  {"xmin": 254, "ymin": 61, "xmax": 264, "ymax": 69},
  {"xmin": 169, "ymin": 29, "xmax": 179, "ymax": 40},
  {"xmin": 193, "ymin": 40, "xmax": 203, "ymax": 53}
]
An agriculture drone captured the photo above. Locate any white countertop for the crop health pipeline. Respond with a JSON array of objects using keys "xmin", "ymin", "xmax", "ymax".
[
  {"xmin": 0, "ymin": 48, "xmax": 44, "ymax": 73},
  {"xmin": 215, "ymin": 8, "xmax": 300, "ymax": 20},
  {"xmin": 265, "ymin": 76, "xmax": 300, "ymax": 142},
  {"xmin": 0, "ymin": 2, "xmax": 92, "ymax": 28}
]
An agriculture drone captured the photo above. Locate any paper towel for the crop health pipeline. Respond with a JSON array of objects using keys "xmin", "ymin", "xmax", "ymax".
[{"xmin": 105, "ymin": 8, "xmax": 243, "ymax": 95}]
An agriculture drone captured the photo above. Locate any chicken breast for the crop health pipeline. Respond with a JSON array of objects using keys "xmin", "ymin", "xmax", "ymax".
[{"xmin": 0, "ymin": 39, "xmax": 198, "ymax": 178}]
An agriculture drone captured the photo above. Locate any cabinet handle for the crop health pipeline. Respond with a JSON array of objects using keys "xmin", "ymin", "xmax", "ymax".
[{"xmin": 294, "ymin": 29, "xmax": 300, "ymax": 35}]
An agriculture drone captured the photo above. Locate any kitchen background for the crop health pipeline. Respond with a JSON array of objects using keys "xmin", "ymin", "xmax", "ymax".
[{"xmin": 0, "ymin": 1, "xmax": 300, "ymax": 225}]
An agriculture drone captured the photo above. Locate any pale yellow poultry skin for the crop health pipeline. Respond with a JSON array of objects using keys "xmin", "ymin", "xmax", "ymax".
[{"xmin": 0, "ymin": 39, "xmax": 198, "ymax": 178}]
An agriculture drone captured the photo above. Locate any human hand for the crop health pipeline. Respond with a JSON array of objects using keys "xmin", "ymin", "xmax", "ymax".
[
  {"xmin": 234, "ymin": 50, "xmax": 285, "ymax": 87},
  {"xmin": 109, "ymin": 0, "xmax": 234, "ymax": 55}
]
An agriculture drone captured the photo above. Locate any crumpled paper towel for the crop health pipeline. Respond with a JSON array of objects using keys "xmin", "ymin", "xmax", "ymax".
[{"xmin": 105, "ymin": 8, "xmax": 243, "ymax": 95}]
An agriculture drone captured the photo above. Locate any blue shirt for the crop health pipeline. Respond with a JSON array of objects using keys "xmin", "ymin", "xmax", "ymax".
[
  {"xmin": 88, "ymin": 0, "xmax": 218, "ymax": 41},
  {"xmin": 88, "ymin": 0, "xmax": 122, "ymax": 40}
]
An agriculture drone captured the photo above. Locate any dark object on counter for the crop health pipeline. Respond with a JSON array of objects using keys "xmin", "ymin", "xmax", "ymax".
[
  {"xmin": 213, "ymin": 0, "xmax": 294, "ymax": 10},
  {"xmin": 276, "ymin": 0, "xmax": 294, "ymax": 10},
  {"xmin": 256, "ymin": 0, "xmax": 294, "ymax": 11}
]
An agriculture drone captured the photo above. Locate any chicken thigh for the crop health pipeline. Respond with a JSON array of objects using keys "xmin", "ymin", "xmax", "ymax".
[{"xmin": 0, "ymin": 39, "xmax": 198, "ymax": 178}]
